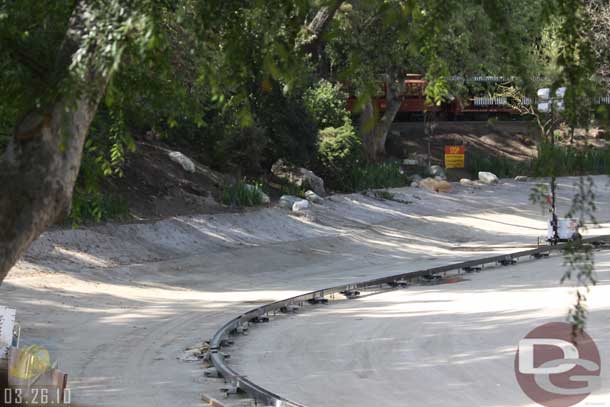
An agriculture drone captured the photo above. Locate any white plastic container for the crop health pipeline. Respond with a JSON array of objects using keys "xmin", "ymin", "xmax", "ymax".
[
  {"xmin": 0, "ymin": 306, "xmax": 16, "ymax": 359},
  {"xmin": 537, "ymin": 88, "xmax": 551, "ymax": 101},
  {"xmin": 547, "ymin": 218, "xmax": 579, "ymax": 241}
]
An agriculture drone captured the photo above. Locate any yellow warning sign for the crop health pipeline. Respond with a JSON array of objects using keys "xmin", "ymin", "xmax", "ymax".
[{"xmin": 444, "ymin": 146, "xmax": 465, "ymax": 169}]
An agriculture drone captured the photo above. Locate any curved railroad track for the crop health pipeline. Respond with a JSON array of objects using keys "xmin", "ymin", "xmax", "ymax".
[{"xmin": 208, "ymin": 235, "xmax": 610, "ymax": 406}]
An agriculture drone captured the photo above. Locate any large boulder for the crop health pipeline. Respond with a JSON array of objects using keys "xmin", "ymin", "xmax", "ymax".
[
  {"xmin": 168, "ymin": 151, "xmax": 196, "ymax": 173},
  {"xmin": 271, "ymin": 159, "xmax": 326, "ymax": 196},
  {"xmin": 478, "ymin": 171, "xmax": 499, "ymax": 184},
  {"xmin": 279, "ymin": 195, "xmax": 301, "ymax": 209},
  {"xmin": 304, "ymin": 190, "xmax": 324, "ymax": 204},
  {"xmin": 419, "ymin": 177, "xmax": 452, "ymax": 193}
]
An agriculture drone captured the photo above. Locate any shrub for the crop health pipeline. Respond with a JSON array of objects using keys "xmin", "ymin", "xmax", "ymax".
[
  {"xmin": 316, "ymin": 119, "xmax": 363, "ymax": 190},
  {"xmin": 532, "ymin": 142, "xmax": 610, "ymax": 176},
  {"xmin": 254, "ymin": 86, "xmax": 318, "ymax": 168},
  {"xmin": 222, "ymin": 181, "xmax": 264, "ymax": 207},
  {"xmin": 68, "ymin": 106, "xmax": 134, "ymax": 225},
  {"xmin": 466, "ymin": 151, "xmax": 530, "ymax": 178},
  {"xmin": 216, "ymin": 126, "xmax": 270, "ymax": 175},
  {"xmin": 346, "ymin": 161, "xmax": 408, "ymax": 192},
  {"xmin": 69, "ymin": 189, "xmax": 129, "ymax": 226},
  {"xmin": 303, "ymin": 80, "xmax": 350, "ymax": 129},
  {"xmin": 279, "ymin": 182, "xmax": 307, "ymax": 198},
  {"xmin": 467, "ymin": 143, "xmax": 610, "ymax": 179}
]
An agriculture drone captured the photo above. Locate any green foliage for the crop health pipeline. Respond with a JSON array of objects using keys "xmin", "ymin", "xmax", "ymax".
[
  {"xmin": 253, "ymin": 86, "xmax": 318, "ymax": 168},
  {"xmin": 215, "ymin": 126, "xmax": 270, "ymax": 175},
  {"xmin": 531, "ymin": 143, "xmax": 610, "ymax": 177},
  {"xmin": 0, "ymin": 115, "xmax": 11, "ymax": 153},
  {"xmin": 468, "ymin": 144, "xmax": 610, "ymax": 180},
  {"xmin": 372, "ymin": 190, "xmax": 394, "ymax": 200},
  {"xmin": 69, "ymin": 189, "xmax": 129, "ymax": 226},
  {"xmin": 316, "ymin": 119, "xmax": 363, "ymax": 190},
  {"xmin": 346, "ymin": 161, "xmax": 408, "ymax": 192},
  {"xmin": 68, "ymin": 106, "xmax": 135, "ymax": 224},
  {"xmin": 303, "ymin": 80, "xmax": 350, "ymax": 129},
  {"xmin": 222, "ymin": 181, "xmax": 264, "ymax": 207},
  {"xmin": 279, "ymin": 182, "xmax": 307, "ymax": 199},
  {"xmin": 562, "ymin": 175, "xmax": 598, "ymax": 334},
  {"xmin": 466, "ymin": 151, "xmax": 530, "ymax": 179}
]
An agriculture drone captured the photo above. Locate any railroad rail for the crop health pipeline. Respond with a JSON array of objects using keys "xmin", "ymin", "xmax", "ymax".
[{"xmin": 209, "ymin": 234, "xmax": 610, "ymax": 407}]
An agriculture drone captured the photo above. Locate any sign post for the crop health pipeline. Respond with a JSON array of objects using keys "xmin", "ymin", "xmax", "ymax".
[{"xmin": 444, "ymin": 146, "xmax": 465, "ymax": 169}]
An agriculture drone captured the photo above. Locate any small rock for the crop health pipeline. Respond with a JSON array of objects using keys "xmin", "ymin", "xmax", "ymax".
[
  {"xmin": 428, "ymin": 165, "xmax": 446, "ymax": 179},
  {"xmin": 292, "ymin": 199, "xmax": 310, "ymax": 212},
  {"xmin": 168, "ymin": 151, "xmax": 196, "ymax": 173},
  {"xmin": 514, "ymin": 176, "xmax": 529, "ymax": 182},
  {"xmin": 460, "ymin": 178, "xmax": 473, "ymax": 186},
  {"xmin": 279, "ymin": 195, "xmax": 300, "ymax": 209},
  {"xmin": 420, "ymin": 177, "xmax": 452, "ymax": 193},
  {"xmin": 410, "ymin": 181, "xmax": 419, "ymax": 188},
  {"xmin": 271, "ymin": 159, "xmax": 326, "ymax": 196},
  {"xmin": 260, "ymin": 193, "xmax": 270, "ymax": 204},
  {"xmin": 304, "ymin": 190, "xmax": 323, "ymax": 204},
  {"xmin": 478, "ymin": 171, "xmax": 499, "ymax": 184}
]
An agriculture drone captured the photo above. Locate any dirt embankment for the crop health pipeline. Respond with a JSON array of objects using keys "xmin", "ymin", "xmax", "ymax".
[
  {"xmin": 390, "ymin": 120, "xmax": 610, "ymax": 165},
  {"xmin": 389, "ymin": 121, "xmax": 539, "ymax": 163},
  {"xmin": 100, "ymin": 122, "xmax": 543, "ymax": 222},
  {"xmin": 101, "ymin": 142, "xmax": 229, "ymax": 220}
]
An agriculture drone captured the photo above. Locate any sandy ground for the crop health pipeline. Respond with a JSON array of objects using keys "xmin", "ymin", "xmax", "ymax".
[
  {"xmin": 232, "ymin": 253, "xmax": 610, "ymax": 407},
  {"xmin": 1, "ymin": 176, "xmax": 609, "ymax": 406}
]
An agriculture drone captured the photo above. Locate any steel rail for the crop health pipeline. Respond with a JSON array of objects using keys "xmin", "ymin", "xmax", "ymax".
[{"xmin": 209, "ymin": 234, "xmax": 610, "ymax": 406}]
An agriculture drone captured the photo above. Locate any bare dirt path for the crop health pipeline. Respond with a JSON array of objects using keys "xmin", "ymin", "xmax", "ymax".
[{"xmin": 1, "ymin": 176, "xmax": 609, "ymax": 406}]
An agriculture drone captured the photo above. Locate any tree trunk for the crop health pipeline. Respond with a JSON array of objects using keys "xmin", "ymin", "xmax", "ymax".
[
  {"xmin": 302, "ymin": 1, "xmax": 343, "ymax": 76},
  {"xmin": 303, "ymin": 1, "xmax": 343, "ymax": 58},
  {"xmin": 0, "ymin": 2, "xmax": 113, "ymax": 285},
  {"xmin": 359, "ymin": 77, "xmax": 402, "ymax": 162}
]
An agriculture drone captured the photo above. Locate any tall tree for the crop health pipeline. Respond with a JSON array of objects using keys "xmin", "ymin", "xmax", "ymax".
[
  {"xmin": 0, "ymin": 0, "xmax": 334, "ymax": 285},
  {"xmin": 0, "ymin": 0, "xmax": 154, "ymax": 284},
  {"xmin": 324, "ymin": 0, "xmax": 546, "ymax": 161}
]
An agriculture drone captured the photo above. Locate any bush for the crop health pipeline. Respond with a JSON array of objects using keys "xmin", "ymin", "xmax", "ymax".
[
  {"xmin": 303, "ymin": 80, "xmax": 350, "ymax": 129},
  {"xmin": 68, "ymin": 106, "xmax": 134, "ymax": 225},
  {"xmin": 316, "ymin": 119, "xmax": 363, "ymax": 190},
  {"xmin": 69, "ymin": 189, "xmax": 129, "ymax": 226},
  {"xmin": 346, "ymin": 161, "xmax": 408, "ymax": 192},
  {"xmin": 222, "ymin": 181, "xmax": 264, "ymax": 207},
  {"xmin": 532, "ymin": 142, "xmax": 610, "ymax": 176},
  {"xmin": 216, "ymin": 126, "xmax": 270, "ymax": 175},
  {"xmin": 254, "ymin": 86, "xmax": 318, "ymax": 168},
  {"xmin": 467, "ymin": 151, "xmax": 530, "ymax": 179},
  {"xmin": 279, "ymin": 182, "xmax": 307, "ymax": 198}
]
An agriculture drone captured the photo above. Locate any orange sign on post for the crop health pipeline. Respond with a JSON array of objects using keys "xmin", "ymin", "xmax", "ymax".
[{"xmin": 444, "ymin": 146, "xmax": 465, "ymax": 169}]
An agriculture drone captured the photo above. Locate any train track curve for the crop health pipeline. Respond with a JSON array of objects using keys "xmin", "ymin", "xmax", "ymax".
[{"xmin": 208, "ymin": 235, "xmax": 610, "ymax": 406}]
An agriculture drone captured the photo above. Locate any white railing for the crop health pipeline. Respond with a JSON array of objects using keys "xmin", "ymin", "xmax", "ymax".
[{"xmin": 473, "ymin": 97, "xmax": 509, "ymax": 106}]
